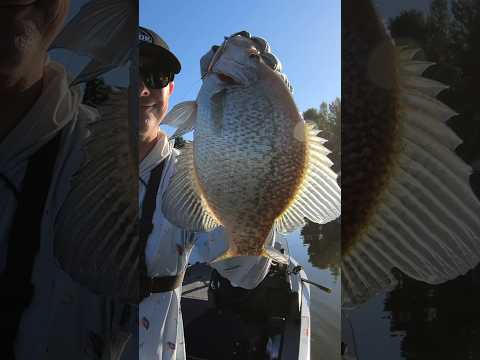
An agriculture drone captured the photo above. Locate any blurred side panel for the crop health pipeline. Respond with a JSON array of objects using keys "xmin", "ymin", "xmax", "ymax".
[
  {"xmin": 0, "ymin": 0, "xmax": 139, "ymax": 359},
  {"xmin": 342, "ymin": 0, "xmax": 480, "ymax": 359}
]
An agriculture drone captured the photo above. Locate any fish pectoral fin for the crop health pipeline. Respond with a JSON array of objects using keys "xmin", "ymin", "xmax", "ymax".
[
  {"xmin": 163, "ymin": 101, "xmax": 198, "ymax": 139},
  {"xmin": 162, "ymin": 143, "xmax": 220, "ymax": 232},
  {"xmin": 262, "ymin": 247, "xmax": 289, "ymax": 265},
  {"xmin": 274, "ymin": 121, "xmax": 341, "ymax": 234}
]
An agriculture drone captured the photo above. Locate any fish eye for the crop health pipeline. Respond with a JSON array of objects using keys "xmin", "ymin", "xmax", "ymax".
[{"xmin": 248, "ymin": 48, "xmax": 261, "ymax": 59}]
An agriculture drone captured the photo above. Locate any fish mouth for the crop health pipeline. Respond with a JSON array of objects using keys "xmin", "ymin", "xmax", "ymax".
[
  {"xmin": 215, "ymin": 72, "xmax": 239, "ymax": 85},
  {"xmin": 0, "ymin": 1, "xmax": 37, "ymax": 7}
]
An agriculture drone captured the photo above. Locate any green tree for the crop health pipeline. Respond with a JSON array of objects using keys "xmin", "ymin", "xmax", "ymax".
[
  {"xmin": 425, "ymin": 0, "xmax": 451, "ymax": 63},
  {"xmin": 388, "ymin": 9, "xmax": 428, "ymax": 48},
  {"xmin": 449, "ymin": 0, "xmax": 480, "ymax": 165}
]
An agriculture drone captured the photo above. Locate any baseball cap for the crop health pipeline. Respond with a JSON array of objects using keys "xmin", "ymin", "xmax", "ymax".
[{"xmin": 139, "ymin": 26, "xmax": 181, "ymax": 74}]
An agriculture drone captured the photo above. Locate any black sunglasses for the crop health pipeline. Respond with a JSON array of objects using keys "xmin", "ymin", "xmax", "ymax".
[{"xmin": 140, "ymin": 67, "xmax": 173, "ymax": 89}]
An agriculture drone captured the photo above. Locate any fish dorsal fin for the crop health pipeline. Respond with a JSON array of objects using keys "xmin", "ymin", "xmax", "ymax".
[
  {"xmin": 341, "ymin": 46, "xmax": 480, "ymax": 307},
  {"xmin": 274, "ymin": 121, "xmax": 341, "ymax": 234},
  {"xmin": 163, "ymin": 101, "xmax": 197, "ymax": 139},
  {"xmin": 162, "ymin": 143, "xmax": 221, "ymax": 232}
]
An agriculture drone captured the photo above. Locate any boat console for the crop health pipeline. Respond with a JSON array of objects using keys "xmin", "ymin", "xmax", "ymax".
[{"xmin": 182, "ymin": 262, "xmax": 302, "ymax": 360}]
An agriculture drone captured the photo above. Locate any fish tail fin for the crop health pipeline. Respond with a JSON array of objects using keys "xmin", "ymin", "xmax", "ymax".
[
  {"xmin": 262, "ymin": 247, "xmax": 289, "ymax": 265},
  {"xmin": 209, "ymin": 246, "xmax": 238, "ymax": 264}
]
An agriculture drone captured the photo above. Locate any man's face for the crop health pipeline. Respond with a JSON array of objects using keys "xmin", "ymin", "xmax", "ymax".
[
  {"xmin": 138, "ymin": 56, "xmax": 174, "ymax": 139},
  {"xmin": 0, "ymin": 0, "xmax": 70, "ymax": 75}
]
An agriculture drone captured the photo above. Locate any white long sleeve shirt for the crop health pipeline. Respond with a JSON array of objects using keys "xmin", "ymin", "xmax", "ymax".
[
  {"xmin": 138, "ymin": 136, "xmax": 274, "ymax": 360},
  {"xmin": 138, "ymin": 138, "xmax": 194, "ymax": 360}
]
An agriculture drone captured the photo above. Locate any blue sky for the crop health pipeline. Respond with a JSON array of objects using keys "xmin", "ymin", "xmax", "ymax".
[{"xmin": 140, "ymin": 0, "xmax": 340, "ymax": 114}]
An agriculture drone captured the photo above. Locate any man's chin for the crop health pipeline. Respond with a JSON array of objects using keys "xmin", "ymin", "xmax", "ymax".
[{"xmin": 0, "ymin": 28, "xmax": 41, "ymax": 75}]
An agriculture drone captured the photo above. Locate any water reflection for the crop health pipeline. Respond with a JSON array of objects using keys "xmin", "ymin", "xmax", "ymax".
[
  {"xmin": 294, "ymin": 219, "xmax": 341, "ymax": 360},
  {"xmin": 301, "ymin": 219, "xmax": 341, "ymax": 276},
  {"xmin": 347, "ymin": 263, "xmax": 480, "ymax": 359},
  {"xmin": 384, "ymin": 266, "xmax": 480, "ymax": 359}
]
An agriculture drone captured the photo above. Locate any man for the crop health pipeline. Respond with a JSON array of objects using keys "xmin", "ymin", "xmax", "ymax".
[
  {"xmin": 137, "ymin": 27, "xmax": 291, "ymax": 360},
  {"xmin": 137, "ymin": 26, "xmax": 193, "ymax": 360},
  {"xmin": 0, "ymin": 1, "xmax": 132, "ymax": 358}
]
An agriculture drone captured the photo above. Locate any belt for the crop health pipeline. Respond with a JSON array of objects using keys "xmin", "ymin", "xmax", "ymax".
[{"xmin": 143, "ymin": 271, "xmax": 185, "ymax": 296}]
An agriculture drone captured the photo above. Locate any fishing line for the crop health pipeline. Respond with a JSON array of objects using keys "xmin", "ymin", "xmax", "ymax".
[
  {"xmin": 280, "ymin": 232, "xmax": 292, "ymax": 265},
  {"xmin": 174, "ymin": 78, "xmax": 202, "ymax": 103},
  {"xmin": 342, "ymin": 309, "xmax": 360, "ymax": 360}
]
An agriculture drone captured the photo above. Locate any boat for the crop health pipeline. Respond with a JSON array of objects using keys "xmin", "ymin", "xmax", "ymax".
[{"xmin": 181, "ymin": 246, "xmax": 323, "ymax": 360}]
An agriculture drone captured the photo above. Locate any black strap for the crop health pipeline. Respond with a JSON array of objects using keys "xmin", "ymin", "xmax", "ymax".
[
  {"xmin": 139, "ymin": 160, "xmax": 165, "ymax": 249},
  {"xmin": 145, "ymin": 271, "xmax": 186, "ymax": 294},
  {"xmin": 1, "ymin": 133, "xmax": 61, "ymax": 359},
  {"xmin": 139, "ymin": 160, "xmax": 164, "ymax": 297},
  {"xmin": 139, "ymin": 160, "xmax": 187, "ymax": 295}
]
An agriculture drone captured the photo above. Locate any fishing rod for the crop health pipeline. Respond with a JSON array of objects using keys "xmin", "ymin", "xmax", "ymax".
[
  {"xmin": 300, "ymin": 278, "xmax": 332, "ymax": 294},
  {"xmin": 289, "ymin": 265, "xmax": 332, "ymax": 293}
]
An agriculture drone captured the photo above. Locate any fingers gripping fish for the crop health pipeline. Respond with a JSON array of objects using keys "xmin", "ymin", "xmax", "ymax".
[{"xmin": 161, "ymin": 33, "xmax": 341, "ymax": 263}]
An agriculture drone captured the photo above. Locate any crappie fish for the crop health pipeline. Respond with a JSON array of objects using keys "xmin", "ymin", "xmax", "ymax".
[
  {"xmin": 162, "ymin": 33, "xmax": 341, "ymax": 261},
  {"xmin": 341, "ymin": 0, "xmax": 480, "ymax": 307}
]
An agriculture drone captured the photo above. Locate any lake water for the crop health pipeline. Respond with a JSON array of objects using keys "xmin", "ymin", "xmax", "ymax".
[
  {"xmin": 345, "ymin": 265, "xmax": 480, "ymax": 360},
  {"xmin": 287, "ymin": 221, "xmax": 341, "ymax": 360}
]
